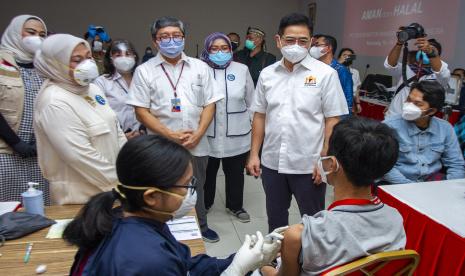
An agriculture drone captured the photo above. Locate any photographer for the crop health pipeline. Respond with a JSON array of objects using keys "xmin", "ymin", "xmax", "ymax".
[{"xmin": 385, "ymin": 24, "xmax": 450, "ymax": 117}]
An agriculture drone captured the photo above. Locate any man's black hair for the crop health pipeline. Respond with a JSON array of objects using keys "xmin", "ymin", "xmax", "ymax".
[
  {"xmin": 313, "ymin": 34, "xmax": 337, "ymax": 55},
  {"xmin": 410, "ymin": 80, "xmax": 445, "ymax": 112},
  {"xmin": 337, "ymin": 48, "xmax": 354, "ymax": 59},
  {"xmin": 428, "ymin": 38, "xmax": 442, "ymax": 56},
  {"xmin": 278, "ymin": 13, "xmax": 312, "ymax": 36},
  {"xmin": 327, "ymin": 117, "xmax": 399, "ymax": 187}
]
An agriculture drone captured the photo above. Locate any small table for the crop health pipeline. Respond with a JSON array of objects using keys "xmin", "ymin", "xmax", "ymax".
[
  {"xmin": 378, "ymin": 180, "xmax": 465, "ymax": 276},
  {"xmin": 0, "ymin": 205, "xmax": 205, "ymax": 275}
]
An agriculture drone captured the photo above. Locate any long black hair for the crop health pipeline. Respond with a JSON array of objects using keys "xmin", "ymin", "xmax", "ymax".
[
  {"xmin": 103, "ymin": 39, "xmax": 139, "ymax": 78},
  {"xmin": 63, "ymin": 135, "xmax": 192, "ymax": 251}
]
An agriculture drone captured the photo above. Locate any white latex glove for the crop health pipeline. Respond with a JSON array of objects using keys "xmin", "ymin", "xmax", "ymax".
[
  {"xmin": 221, "ymin": 231, "xmax": 264, "ymax": 276},
  {"xmin": 253, "ymin": 226, "xmax": 288, "ymax": 267}
]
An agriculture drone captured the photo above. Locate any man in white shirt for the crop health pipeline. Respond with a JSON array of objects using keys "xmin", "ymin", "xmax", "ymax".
[
  {"xmin": 127, "ymin": 17, "xmax": 223, "ymax": 242},
  {"xmin": 385, "ymin": 37, "xmax": 450, "ymax": 117},
  {"xmin": 246, "ymin": 13, "xmax": 348, "ymax": 232}
]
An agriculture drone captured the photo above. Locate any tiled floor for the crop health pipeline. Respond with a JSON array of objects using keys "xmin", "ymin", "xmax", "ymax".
[{"xmin": 204, "ymin": 170, "xmax": 334, "ymax": 257}]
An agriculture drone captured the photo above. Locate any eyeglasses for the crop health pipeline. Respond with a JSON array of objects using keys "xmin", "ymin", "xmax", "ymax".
[
  {"xmin": 171, "ymin": 176, "xmax": 197, "ymax": 195},
  {"xmin": 281, "ymin": 37, "xmax": 310, "ymax": 47},
  {"xmin": 311, "ymin": 43, "xmax": 327, "ymax": 47},
  {"xmin": 157, "ymin": 34, "xmax": 184, "ymax": 43},
  {"xmin": 210, "ymin": 45, "xmax": 231, "ymax": 54}
]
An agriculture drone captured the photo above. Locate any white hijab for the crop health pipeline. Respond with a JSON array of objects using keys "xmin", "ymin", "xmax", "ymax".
[
  {"xmin": 0, "ymin": 15, "xmax": 47, "ymax": 63},
  {"xmin": 34, "ymin": 34, "xmax": 91, "ymax": 95}
]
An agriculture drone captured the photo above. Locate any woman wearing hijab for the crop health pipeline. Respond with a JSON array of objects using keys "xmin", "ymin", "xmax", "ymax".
[
  {"xmin": 201, "ymin": 33, "xmax": 254, "ymax": 223},
  {"xmin": 0, "ymin": 15, "xmax": 50, "ymax": 204},
  {"xmin": 94, "ymin": 39, "xmax": 142, "ymax": 138},
  {"xmin": 33, "ymin": 34, "xmax": 127, "ymax": 205}
]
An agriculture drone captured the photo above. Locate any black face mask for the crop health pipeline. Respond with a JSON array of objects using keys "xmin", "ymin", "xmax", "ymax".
[{"xmin": 231, "ymin": 41, "xmax": 239, "ymax": 51}]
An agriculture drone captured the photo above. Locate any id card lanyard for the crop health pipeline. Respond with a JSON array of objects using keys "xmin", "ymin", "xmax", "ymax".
[{"xmin": 161, "ymin": 61, "xmax": 186, "ymax": 112}]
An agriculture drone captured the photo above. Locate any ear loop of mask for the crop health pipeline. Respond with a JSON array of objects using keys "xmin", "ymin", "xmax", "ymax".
[{"xmin": 116, "ymin": 183, "xmax": 186, "ymax": 218}]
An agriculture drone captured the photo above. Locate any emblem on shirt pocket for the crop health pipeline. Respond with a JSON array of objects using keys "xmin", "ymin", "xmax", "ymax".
[
  {"xmin": 95, "ymin": 95, "xmax": 106, "ymax": 105},
  {"xmin": 304, "ymin": 75, "xmax": 317, "ymax": 87},
  {"xmin": 227, "ymin": 74, "xmax": 235, "ymax": 81}
]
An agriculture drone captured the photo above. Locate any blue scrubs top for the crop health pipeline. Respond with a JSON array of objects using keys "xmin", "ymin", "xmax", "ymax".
[{"xmin": 81, "ymin": 216, "xmax": 233, "ymax": 275}]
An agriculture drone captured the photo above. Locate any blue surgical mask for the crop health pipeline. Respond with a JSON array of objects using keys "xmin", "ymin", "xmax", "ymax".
[
  {"xmin": 158, "ymin": 39, "xmax": 185, "ymax": 58},
  {"xmin": 416, "ymin": 50, "xmax": 430, "ymax": 65},
  {"xmin": 209, "ymin": 51, "xmax": 233, "ymax": 66}
]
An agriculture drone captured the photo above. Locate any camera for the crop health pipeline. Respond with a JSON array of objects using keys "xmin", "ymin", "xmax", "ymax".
[
  {"xmin": 397, "ymin": 23, "xmax": 426, "ymax": 43},
  {"xmin": 342, "ymin": 54, "xmax": 356, "ymax": 66}
]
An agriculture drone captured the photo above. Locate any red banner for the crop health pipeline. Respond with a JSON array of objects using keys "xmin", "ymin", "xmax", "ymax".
[{"xmin": 342, "ymin": 0, "xmax": 460, "ymax": 59}]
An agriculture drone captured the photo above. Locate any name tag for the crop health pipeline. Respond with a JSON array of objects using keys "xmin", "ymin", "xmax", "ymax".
[{"xmin": 171, "ymin": 98, "xmax": 181, "ymax": 112}]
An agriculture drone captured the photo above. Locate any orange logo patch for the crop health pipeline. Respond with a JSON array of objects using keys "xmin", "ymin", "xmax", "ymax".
[{"xmin": 304, "ymin": 75, "xmax": 317, "ymax": 86}]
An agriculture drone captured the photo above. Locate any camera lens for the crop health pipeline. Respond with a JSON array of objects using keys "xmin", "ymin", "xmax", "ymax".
[{"xmin": 397, "ymin": 31, "xmax": 409, "ymax": 43}]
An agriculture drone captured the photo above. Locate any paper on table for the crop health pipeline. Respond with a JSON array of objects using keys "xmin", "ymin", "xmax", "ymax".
[
  {"xmin": 46, "ymin": 219, "xmax": 72, "ymax": 239},
  {"xmin": 167, "ymin": 216, "xmax": 202, "ymax": 241},
  {"xmin": 0, "ymin": 201, "xmax": 21, "ymax": 216}
]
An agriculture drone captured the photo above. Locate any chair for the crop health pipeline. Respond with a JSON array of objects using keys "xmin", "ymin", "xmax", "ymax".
[{"xmin": 322, "ymin": 250, "xmax": 420, "ymax": 276}]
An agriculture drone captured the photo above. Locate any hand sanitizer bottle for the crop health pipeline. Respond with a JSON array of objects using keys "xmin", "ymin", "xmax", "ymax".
[{"xmin": 21, "ymin": 182, "xmax": 44, "ymax": 216}]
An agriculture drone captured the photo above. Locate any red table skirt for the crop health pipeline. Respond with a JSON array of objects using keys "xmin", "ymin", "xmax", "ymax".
[{"xmin": 378, "ymin": 188, "xmax": 465, "ymax": 276}]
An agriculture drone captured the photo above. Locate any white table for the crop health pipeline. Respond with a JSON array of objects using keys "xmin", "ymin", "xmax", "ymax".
[{"xmin": 379, "ymin": 179, "xmax": 465, "ymax": 238}]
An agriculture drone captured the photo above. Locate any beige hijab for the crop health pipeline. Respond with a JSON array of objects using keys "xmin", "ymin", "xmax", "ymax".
[
  {"xmin": 0, "ymin": 15, "xmax": 47, "ymax": 63},
  {"xmin": 34, "ymin": 34, "xmax": 91, "ymax": 95}
]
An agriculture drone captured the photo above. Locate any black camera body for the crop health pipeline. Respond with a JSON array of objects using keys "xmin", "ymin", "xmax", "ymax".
[
  {"xmin": 397, "ymin": 23, "xmax": 426, "ymax": 43},
  {"xmin": 343, "ymin": 54, "xmax": 356, "ymax": 66}
]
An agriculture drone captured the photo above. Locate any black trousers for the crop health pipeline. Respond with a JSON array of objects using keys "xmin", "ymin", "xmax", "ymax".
[
  {"xmin": 261, "ymin": 165, "xmax": 326, "ymax": 232},
  {"xmin": 204, "ymin": 152, "xmax": 248, "ymax": 211}
]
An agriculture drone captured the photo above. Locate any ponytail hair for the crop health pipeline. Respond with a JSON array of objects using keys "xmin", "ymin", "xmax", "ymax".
[{"xmin": 63, "ymin": 191, "xmax": 118, "ymax": 250}]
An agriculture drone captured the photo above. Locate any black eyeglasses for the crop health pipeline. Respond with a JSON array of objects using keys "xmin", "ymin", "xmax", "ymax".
[{"xmin": 171, "ymin": 176, "xmax": 197, "ymax": 195}]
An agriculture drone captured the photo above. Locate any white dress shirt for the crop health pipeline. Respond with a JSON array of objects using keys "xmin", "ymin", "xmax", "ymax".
[
  {"xmin": 250, "ymin": 55, "xmax": 348, "ymax": 174},
  {"xmin": 94, "ymin": 73, "xmax": 141, "ymax": 132},
  {"xmin": 384, "ymin": 57, "xmax": 450, "ymax": 117},
  {"xmin": 34, "ymin": 83, "xmax": 127, "ymax": 205},
  {"xmin": 206, "ymin": 61, "xmax": 254, "ymax": 158},
  {"xmin": 127, "ymin": 53, "xmax": 223, "ymax": 157},
  {"xmin": 349, "ymin": 67, "xmax": 361, "ymax": 96}
]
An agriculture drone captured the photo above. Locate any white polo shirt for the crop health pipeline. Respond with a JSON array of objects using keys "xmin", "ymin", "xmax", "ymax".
[
  {"xmin": 206, "ymin": 61, "xmax": 255, "ymax": 158},
  {"xmin": 127, "ymin": 53, "xmax": 223, "ymax": 157},
  {"xmin": 94, "ymin": 73, "xmax": 141, "ymax": 132},
  {"xmin": 384, "ymin": 57, "xmax": 450, "ymax": 117},
  {"xmin": 250, "ymin": 55, "xmax": 348, "ymax": 174}
]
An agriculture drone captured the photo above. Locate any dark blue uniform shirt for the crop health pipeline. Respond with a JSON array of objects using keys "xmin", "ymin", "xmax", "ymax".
[{"xmin": 80, "ymin": 216, "xmax": 233, "ymax": 275}]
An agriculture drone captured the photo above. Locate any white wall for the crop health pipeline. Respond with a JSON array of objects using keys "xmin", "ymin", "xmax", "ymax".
[{"xmin": 1, "ymin": 0, "xmax": 301, "ymax": 58}]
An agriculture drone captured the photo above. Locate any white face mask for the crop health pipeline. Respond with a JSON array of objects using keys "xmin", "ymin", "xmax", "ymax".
[
  {"xmin": 317, "ymin": 156, "xmax": 339, "ymax": 184},
  {"xmin": 402, "ymin": 102, "xmax": 428, "ymax": 121},
  {"xmin": 73, "ymin": 59, "xmax": 99, "ymax": 86},
  {"xmin": 309, "ymin": 46, "xmax": 327, "ymax": 60},
  {"xmin": 173, "ymin": 190, "xmax": 197, "ymax": 219},
  {"xmin": 280, "ymin": 42, "xmax": 308, "ymax": 64},
  {"xmin": 93, "ymin": 41, "xmax": 103, "ymax": 52},
  {"xmin": 22, "ymin": 36, "xmax": 44, "ymax": 55},
  {"xmin": 113, "ymin": 56, "xmax": 135, "ymax": 73}
]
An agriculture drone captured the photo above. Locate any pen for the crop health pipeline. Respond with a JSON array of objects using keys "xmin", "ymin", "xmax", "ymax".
[{"xmin": 23, "ymin": 242, "xmax": 33, "ymax": 263}]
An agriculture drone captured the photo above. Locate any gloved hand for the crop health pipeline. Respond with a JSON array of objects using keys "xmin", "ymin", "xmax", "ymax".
[
  {"xmin": 221, "ymin": 231, "xmax": 264, "ymax": 276},
  {"xmin": 12, "ymin": 140, "xmax": 37, "ymax": 158},
  {"xmin": 253, "ymin": 226, "xmax": 288, "ymax": 267}
]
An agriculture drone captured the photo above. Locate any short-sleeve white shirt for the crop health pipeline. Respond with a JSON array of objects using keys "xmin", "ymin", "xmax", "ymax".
[
  {"xmin": 127, "ymin": 53, "xmax": 223, "ymax": 156},
  {"xmin": 250, "ymin": 55, "xmax": 348, "ymax": 174},
  {"xmin": 94, "ymin": 73, "xmax": 140, "ymax": 132}
]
